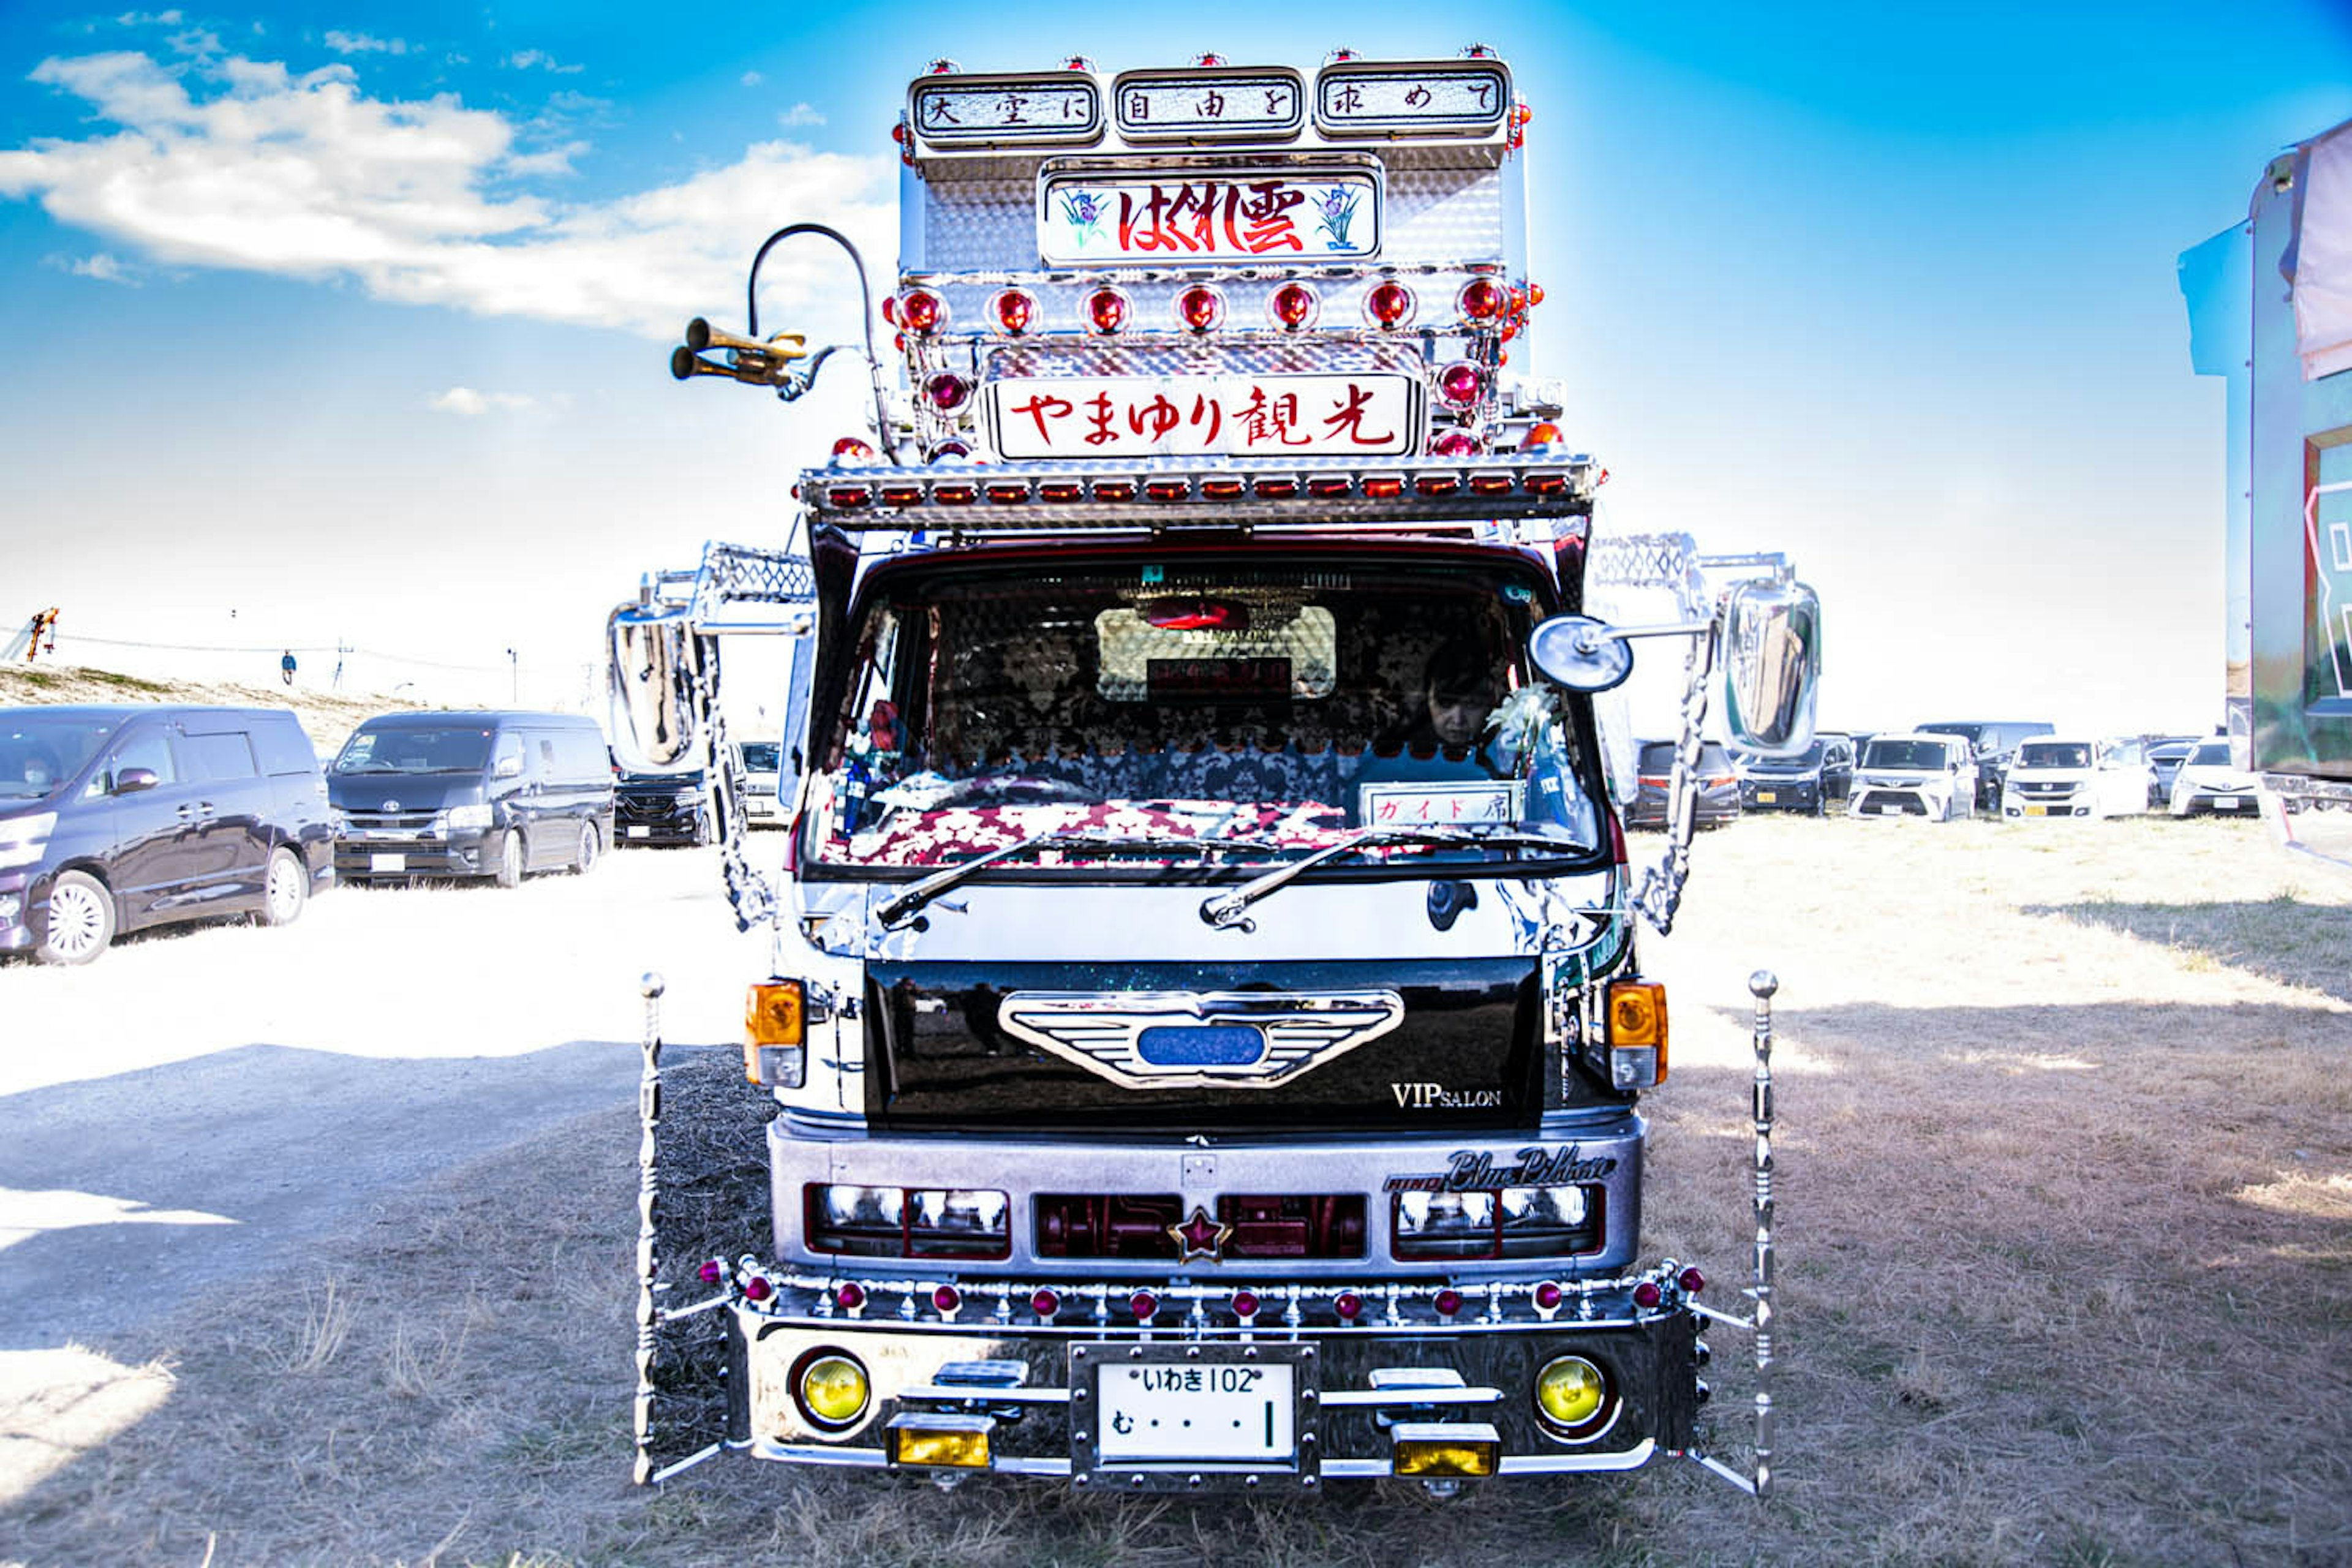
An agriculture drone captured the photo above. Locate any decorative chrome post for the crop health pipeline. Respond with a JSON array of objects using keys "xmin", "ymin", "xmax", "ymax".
[
  {"xmin": 632, "ymin": 971, "xmax": 666, "ymax": 1487},
  {"xmin": 1748, "ymin": 968, "xmax": 1777, "ymax": 1502}
]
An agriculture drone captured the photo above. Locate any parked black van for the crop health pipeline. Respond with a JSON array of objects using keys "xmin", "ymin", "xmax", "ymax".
[
  {"xmin": 328, "ymin": 711, "xmax": 614, "ymax": 887},
  {"xmin": 0, "ymin": 704, "xmax": 332, "ymax": 965}
]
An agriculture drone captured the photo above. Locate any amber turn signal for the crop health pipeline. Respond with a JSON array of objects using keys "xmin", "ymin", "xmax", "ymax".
[
  {"xmin": 744, "ymin": 980, "xmax": 807, "ymax": 1085},
  {"xmin": 1605, "ymin": 979, "xmax": 1668, "ymax": 1087}
]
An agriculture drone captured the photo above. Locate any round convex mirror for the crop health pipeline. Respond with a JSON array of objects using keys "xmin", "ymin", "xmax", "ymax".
[{"xmin": 1526, "ymin": 615, "xmax": 1635, "ymax": 693}]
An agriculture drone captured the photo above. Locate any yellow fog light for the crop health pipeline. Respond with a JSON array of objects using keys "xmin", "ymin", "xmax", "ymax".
[
  {"xmin": 794, "ymin": 1351, "xmax": 870, "ymax": 1431},
  {"xmin": 1391, "ymin": 1421, "xmax": 1499, "ymax": 1477},
  {"xmin": 1534, "ymin": 1355, "xmax": 1618, "ymax": 1440},
  {"xmin": 889, "ymin": 1414, "xmax": 993, "ymax": 1469}
]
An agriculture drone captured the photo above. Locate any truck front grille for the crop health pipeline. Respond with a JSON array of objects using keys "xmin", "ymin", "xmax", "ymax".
[{"xmin": 1034, "ymin": 1194, "xmax": 1369, "ymax": 1260}]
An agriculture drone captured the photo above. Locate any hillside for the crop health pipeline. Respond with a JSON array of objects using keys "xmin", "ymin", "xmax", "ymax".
[{"xmin": 0, "ymin": 660, "xmax": 425, "ymax": 756}]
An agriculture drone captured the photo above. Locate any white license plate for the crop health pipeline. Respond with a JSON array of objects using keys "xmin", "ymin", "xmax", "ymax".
[
  {"xmin": 1876, "ymin": 805, "xmax": 1904, "ymax": 816},
  {"xmin": 2218, "ymin": 796, "xmax": 2248, "ymax": 810},
  {"xmin": 1096, "ymin": 1360, "xmax": 1295, "ymax": 1463},
  {"xmin": 368, "ymin": 852, "xmax": 405, "ymax": 872},
  {"xmin": 625, "ymin": 826, "xmax": 651, "ymax": 838}
]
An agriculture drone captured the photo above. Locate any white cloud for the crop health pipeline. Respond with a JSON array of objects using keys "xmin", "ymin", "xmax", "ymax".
[
  {"xmin": 503, "ymin": 49, "xmax": 582, "ymax": 75},
  {"xmin": 778, "ymin": 102, "xmax": 823, "ymax": 127},
  {"xmin": 0, "ymin": 50, "xmax": 894, "ymax": 339},
  {"xmin": 740, "ymin": 70, "xmax": 763, "ymax": 88},
  {"xmin": 323, "ymin": 31, "xmax": 410, "ymax": 57},
  {"xmin": 72, "ymin": 252, "xmax": 138, "ymax": 284},
  {"xmin": 429, "ymin": 386, "xmax": 535, "ymax": 415},
  {"xmin": 113, "ymin": 10, "xmax": 184, "ymax": 24}
]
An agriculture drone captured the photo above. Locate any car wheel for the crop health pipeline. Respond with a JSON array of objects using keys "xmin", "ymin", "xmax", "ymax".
[
  {"xmin": 575, "ymin": 821, "xmax": 599, "ymax": 875},
  {"xmin": 259, "ymin": 847, "xmax": 307, "ymax": 927},
  {"xmin": 37, "ymin": 870, "xmax": 115, "ymax": 966},
  {"xmin": 495, "ymin": 830, "xmax": 524, "ymax": 889}
]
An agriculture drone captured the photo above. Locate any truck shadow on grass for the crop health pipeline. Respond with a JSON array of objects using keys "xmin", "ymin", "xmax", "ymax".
[{"xmin": 2022, "ymin": 894, "xmax": 2352, "ymax": 1003}]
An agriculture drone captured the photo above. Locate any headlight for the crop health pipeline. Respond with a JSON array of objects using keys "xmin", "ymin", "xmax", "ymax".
[
  {"xmin": 0, "ymin": 812, "xmax": 56, "ymax": 870},
  {"xmin": 804, "ymin": 1184, "xmax": 1009, "ymax": 1259},
  {"xmin": 1393, "ymin": 1185, "xmax": 1603, "ymax": 1259},
  {"xmin": 445, "ymin": 804, "xmax": 493, "ymax": 831}
]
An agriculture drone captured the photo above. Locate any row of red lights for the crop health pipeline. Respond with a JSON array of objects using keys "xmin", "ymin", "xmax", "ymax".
[
  {"xmin": 823, "ymin": 467, "xmax": 1570, "ymax": 510},
  {"xmin": 890, "ymin": 277, "xmax": 1520, "ymax": 342},
  {"xmin": 803, "ymin": 1271, "xmax": 1700, "ymax": 1321}
]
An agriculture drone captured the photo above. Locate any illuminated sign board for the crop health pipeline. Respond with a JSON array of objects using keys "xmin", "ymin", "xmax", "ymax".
[
  {"xmin": 1314, "ymin": 62, "xmax": 1509, "ymax": 137},
  {"xmin": 1039, "ymin": 170, "xmax": 1379, "ymax": 265},
  {"xmin": 909, "ymin": 74, "xmax": 1104, "ymax": 147},
  {"xmin": 989, "ymin": 372, "xmax": 1419, "ymax": 459},
  {"xmin": 1112, "ymin": 68, "xmax": 1306, "ymax": 141}
]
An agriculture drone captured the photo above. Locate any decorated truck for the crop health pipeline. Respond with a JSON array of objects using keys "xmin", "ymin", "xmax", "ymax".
[
  {"xmin": 614, "ymin": 48, "xmax": 1820, "ymax": 1496},
  {"xmin": 2183, "ymin": 113, "xmax": 2352, "ymax": 867}
]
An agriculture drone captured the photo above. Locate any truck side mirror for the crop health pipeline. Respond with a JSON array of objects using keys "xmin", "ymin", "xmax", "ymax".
[
  {"xmin": 1525, "ymin": 615, "xmax": 1635, "ymax": 692},
  {"xmin": 1721, "ymin": 579, "xmax": 1821, "ymax": 756},
  {"xmin": 608, "ymin": 600, "xmax": 706, "ymax": 773}
]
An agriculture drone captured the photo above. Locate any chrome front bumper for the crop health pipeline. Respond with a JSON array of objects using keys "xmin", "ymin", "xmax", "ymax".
[{"xmin": 718, "ymin": 1275, "xmax": 1702, "ymax": 1487}]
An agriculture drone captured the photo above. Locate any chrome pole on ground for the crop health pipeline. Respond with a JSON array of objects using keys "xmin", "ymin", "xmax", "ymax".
[
  {"xmin": 1749, "ymin": 968, "xmax": 1777, "ymax": 1502},
  {"xmin": 632, "ymin": 972, "xmax": 666, "ymax": 1487}
]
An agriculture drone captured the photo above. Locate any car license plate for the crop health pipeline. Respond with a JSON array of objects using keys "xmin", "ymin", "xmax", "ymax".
[
  {"xmin": 1095, "ymin": 1360, "xmax": 1296, "ymax": 1464},
  {"xmin": 1876, "ymin": 805, "xmax": 1903, "ymax": 816},
  {"xmin": 2218, "ymin": 796, "xmax": 2247, "ymax": 810},
  {"xmin": 626, "ymin": 826, "xmax": 651, "ymax": 838},
  {"xmin": 1757, "ymin": 791, "xmax": 1777, "ymax": 804},
  {"xmin": 2026, "ymin": 805, "xmax": 2048, "ymax": 816},
  {"xmin": 369, "ymin": 852, "xmax": 405, "ymax": 872}
]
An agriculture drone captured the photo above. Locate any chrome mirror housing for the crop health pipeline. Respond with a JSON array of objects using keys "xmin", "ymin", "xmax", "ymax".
[
  {"xmin": 1526, "ymin": 614, "xmax": 1636, "ymax": 693},
  {"xmin": 1721, "ymin": 579, "xmax": 1820, "ymax": 756},
  {"xmin": 608, "ymin": 600, "xmax": 706, "ymax": 773}
]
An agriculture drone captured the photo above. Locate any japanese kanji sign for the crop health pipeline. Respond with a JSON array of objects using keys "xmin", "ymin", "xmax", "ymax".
[
  {"xmin": 910, "ymin": 77, "xmax": 1102, "ymax": 146},
  {"xmin": 988, "ymin": 373, "xmax": 1418, "ymax": 459},
  {"xmin": 1040, "ymin": 171, "xmax": 1378, "ymax": 265},
  {"xmin": 1357, "ymin": 782, "xmax": 1523, "ymax": 827},
  {"xmin": 1314, "ymin": 64, "xmax": 1509, "ymax": 136},
  {"xmin": 1112, "ymin": 69, "xmax": 1305, "ymax": 140}
]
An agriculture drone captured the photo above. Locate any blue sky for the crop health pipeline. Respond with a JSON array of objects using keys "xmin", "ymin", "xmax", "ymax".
[{"xmin": 2, "ymin": 1, "xmax": 2349, "ymax": 731}]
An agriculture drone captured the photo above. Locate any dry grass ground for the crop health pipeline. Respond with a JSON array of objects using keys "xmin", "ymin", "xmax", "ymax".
[{"xmin": 4, "ymin": 815, "xmax": 2348, "ymax": 1566}]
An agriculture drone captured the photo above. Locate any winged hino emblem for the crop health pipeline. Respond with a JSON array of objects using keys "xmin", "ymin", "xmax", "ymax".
[{"xmin": 995, "ymin": 990, "xmax": 1406, "ymax": 1091}]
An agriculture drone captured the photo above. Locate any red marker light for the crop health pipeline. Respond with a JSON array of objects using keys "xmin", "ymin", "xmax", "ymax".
[
  {"xmin": 1633, "ymin": 1280, "xmax": 1664, "ymax": 1310},
  {"xmin": 1031, "ymin": 1287, "xmax": 1061, "ymax": 1317},
  {"xmin": 1679, "ymin": 1266, "xmax": 1706, "ymax": 1295},
  {"xmin": 925, "ymin": 372, "xmax": 971, "ymax": 411},
  {"xmin": 991, "ymin": 288, "xmax": 1038, "ymax": 335},
  {"xmin": 1438, "ymin": 363, "xmax": 1482, "ymax": 406},
  {"xmin": 1231, "ymin": 1290, "xmax": 1261, "ymax": 1318},
  {"xmin": 925, "ymin": 58, "xmax": 960, "ymax": 75},
  {"xmin": 744, "ymin": 1275, "xmax": 774, "ymax": 1302},
  {"xmin": 1458, "ymin": 277, "xmax": 1507, "ymax": 322},
  {"xmin": 1129, "ymin": 1289, "xmax": 1159, "ymax": 1321},
  {"xmin": 927, "ymin": 438, "xmax": 972, "ymax": 462},
  {"xmin": 1192, "ymin": 51, "xmax": 1228, "ymax": 66},
  {"xmin": 1520, "ymin": 421, "xmax": 1563, "ymax": 451},
  {"xmin": 1534, "ymin": 1281, "xmax": 1564, "ymax": 1311},
  {"xmin": 897, "ymin": 290, "xmax": 943, "ymax": 336},
  {"xmin": 698, "ymin": 1259, "xmax": 723, "ymax": 1285},
  {"xmin": 1333, "ymin": 1291, "xmax": 1364, "ymax": 1321},
  {"xmin": 932, "ymin": 1284, "xmax": 962, "ymax": 1315},
  {"xmin": 1087, "ymin": 286, "xmax": 1131, "ymax": 334},
  {"xmin": 831, "ymin": 436, "xmax": 876, "ymax": 461},
  {"xmin": 1177, "ymin": 284, "xmax": 1227, "ymax": 334},
  {"xmin": 1430, "ymin": 430, "xmax": 1479, "ymax": 459},
  {"xmin": 1365, "ymin": 279, "xmax": 1415, "ymax": 330},
  {"xmin": 1061, "ymin": 55, "xmax": 1096, "ymax": 71},
  {"xmin": 1269, "ymin": 281, "xmax": 1319, "ymax": 331},
  {"xmin": 880, "ymin": 295, "xmax": 897, "ymax": 325},
  {"xmin": 1433, "ymin": 1289, "xmax": 1463, "ymax": 1317},
  {"xmin": 835, "ymin": 1281, "xmax": 865, "ymax": 1310}
]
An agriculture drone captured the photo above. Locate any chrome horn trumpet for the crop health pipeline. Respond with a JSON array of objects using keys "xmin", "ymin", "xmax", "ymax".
[{"xmin": 669, "ymin": 317, "xmax": 809, "ymax": 386}]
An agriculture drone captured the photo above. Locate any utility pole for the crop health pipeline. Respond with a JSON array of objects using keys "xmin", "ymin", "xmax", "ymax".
[{"xmin": 506, "ymin": 646, "xmax": 519, "ymax": 704}]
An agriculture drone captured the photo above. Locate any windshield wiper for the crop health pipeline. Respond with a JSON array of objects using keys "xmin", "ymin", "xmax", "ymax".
[
  {"xmin": 1199, "ymin": 824, "xmax": 1589, "ymax": 933},
  {"xmin": 875, "ymin": 828, "xmax": 1278, "ymax": 930}
]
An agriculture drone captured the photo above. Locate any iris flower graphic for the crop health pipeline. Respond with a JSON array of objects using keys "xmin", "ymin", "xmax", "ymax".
[
  {"xmin": 1316, "ymin": 185, "xmax": 1362, "ymax": 250},
  {"xmin": 1059, "ymin": 188, "xmax": 1106, "ymax": 245}
]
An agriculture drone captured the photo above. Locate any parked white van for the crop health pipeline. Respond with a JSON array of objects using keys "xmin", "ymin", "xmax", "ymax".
[
  {"xmin": 2000, "ymin": 736, "xmax": 2154, "ymax": 820},
  {"xmin": 1849, "ymin": 733, "xmax": 1974, "ymax": 820}
]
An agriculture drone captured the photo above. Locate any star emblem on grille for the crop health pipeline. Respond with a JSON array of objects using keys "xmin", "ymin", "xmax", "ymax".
[{"xmin": 1167, "ymin": 1206, "xmax": 1232, "ymax": 1264}]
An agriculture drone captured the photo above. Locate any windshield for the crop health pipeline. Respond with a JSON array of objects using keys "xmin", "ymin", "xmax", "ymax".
[
  {"xmin": 334, "ymin": 726, "xmax": 494, "ymax": 774},
  {"xmin": 0, "ymin": 712, "xmax": 123, "ymax": 802},
  {"xmin": 2016, "ymin": 742, "xmax": 2091, "ymax": 769},
  {"xmin": 807, "ymin": 557, "xmax": 1605, "ymax": 872},
  {"xmin": 739, "ymin": 742, "xmax": 782, "ymax": 771},
  {"xmin": 1863, "ymin": 739, "xmax": 1953, "ymax": 771},
  {"xmin": 2192, "ymin": 741, "xmax": 2232, "ymax": 766}
]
